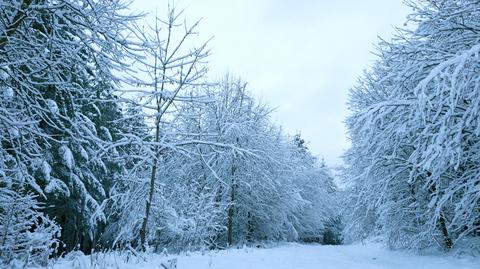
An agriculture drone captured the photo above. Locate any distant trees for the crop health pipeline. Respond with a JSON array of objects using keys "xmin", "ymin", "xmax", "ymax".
[
  {"xmin": 345, "ymin": 0, "xmax": 480, "ymax": 251},
  {"xmin": 170, "ymin": 77, "xmax": 339, "ymax": 247},
  {"xmin": 102, "ymin": 75, "xmax": 339, "ymax": 251}
]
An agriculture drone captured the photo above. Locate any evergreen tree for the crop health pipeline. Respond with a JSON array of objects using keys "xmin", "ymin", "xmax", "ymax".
[{"xmin": 0, "ymin": 0, "xmax": 139, "ymax": 253}]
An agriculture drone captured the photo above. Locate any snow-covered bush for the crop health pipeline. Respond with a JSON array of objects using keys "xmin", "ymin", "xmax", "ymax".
[{"xmin": 0, "ymin": 186, "xmax": 60, "ymax": 266}]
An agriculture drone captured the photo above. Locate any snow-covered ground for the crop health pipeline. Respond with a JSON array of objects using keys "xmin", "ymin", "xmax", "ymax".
[{"xmin": 44, "ymin": 243, "xmax": 479, "ymax": 269}]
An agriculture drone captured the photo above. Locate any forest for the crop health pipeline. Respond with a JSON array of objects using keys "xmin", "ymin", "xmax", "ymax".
[{"xmin": 0, "ymin": 0, "xmax": 479, "ymax": 268}]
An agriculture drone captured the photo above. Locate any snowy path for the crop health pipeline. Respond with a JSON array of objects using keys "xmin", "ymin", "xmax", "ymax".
[{"xmin": 50, "ymin": 243, "xmax": 479, "ymax": 269}]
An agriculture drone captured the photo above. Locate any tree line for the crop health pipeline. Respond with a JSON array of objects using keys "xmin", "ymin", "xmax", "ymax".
[
  {"xmin": 0, "ymin": 1, "xmax": 339, "ymax": 266},
  {"xmin": 2, "ymin": 0, "xmax": 480, "ymax": 267}
]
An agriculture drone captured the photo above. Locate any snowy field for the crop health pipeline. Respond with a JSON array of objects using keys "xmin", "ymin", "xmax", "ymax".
[{"xmin": 45, "ymin": 243, "xmax": 480, "ymax": 269}]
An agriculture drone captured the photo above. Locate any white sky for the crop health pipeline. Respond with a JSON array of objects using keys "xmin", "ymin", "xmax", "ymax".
[{"xmin": 130, "ymin": 0, "xmax": 411, "ymax": 166}]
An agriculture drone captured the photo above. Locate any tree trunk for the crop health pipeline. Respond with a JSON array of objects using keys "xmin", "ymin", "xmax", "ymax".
[
  {"xmin": 247, "ymin": 211, "xmax": 254, "ymax": 243},
  {"xmin": 426, "ymin": 177, "xmax": 453, "ymax": 250},
  {"xmin": 438, "ymin": 212, "xmax": 453, "ymax": 249},
  {"xmin": 139, "ymin": 121, "xmax": 160, "ymax": 251},
  {"xmin": 227, "ymin": 165, "xmax": 236, "ymax": 246}
]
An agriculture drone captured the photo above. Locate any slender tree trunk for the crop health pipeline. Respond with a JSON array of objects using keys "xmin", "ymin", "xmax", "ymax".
[
  {"xmin": 438, "ymin": 212, "xmax": 453, "ymax": 249},
  {"xmin": 136, "ymin": 8, "xmax": 208, "ymax": 251},
  {"xmin": 247, "ymin": 211, "xmax": 254, "ymax": 243},
  {"xmin": 426, "ymin": 177, "xmax": 453, "ymax": 250},
  {"xmin": 227, "ymin": 165, "xmax": 236, "ymax": 246},
  {"xmin": 139, "ymin": 120, "xmax": 160, "ymax": 251},
  {"xmin": 139, "ymin": 53, "xmax": 164, "ymax": 250},
  {"xmin": 139, "ymin": 158, "xmax": 158, "ymax": 250}
]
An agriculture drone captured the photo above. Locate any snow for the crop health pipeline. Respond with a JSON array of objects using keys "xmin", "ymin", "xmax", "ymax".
[
  {"xmin": 7, "ymin": 126, "xmax": 19, "ymax": 138},
  {"xmin": 3, "ymin": 87, "xmax": 14, "ymax": 99},
  {"xmin": 80, "ymin": 146, "xmax": 89, "ymax": 161},
  {"xmin": 100, "ymin": 126, "xmax": 113, "ymax": 141},
  {"xmin": 41, "ymin": 161, "xmax": 52, "ymax": 182},
  {"xmin": 0, "ymin": 68, "xmax": 8, "ymax": 80},
  {"xmin": 59, "ymin": 145, "xmax": 75, "ymax": 170},
  {"xmin": 46, "ymin": 99, "xmax": 59, "ymax": 115},
  {"xmin": 44, "ymin": 243, "xmax": 479, "ymax": 269},
  {"xmin": 44, "ymin": 178, "xmax": 70, "ymax": 197}
]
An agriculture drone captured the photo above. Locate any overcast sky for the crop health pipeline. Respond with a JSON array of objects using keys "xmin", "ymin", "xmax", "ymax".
[{"xmin": 130, "ymin": 0, "xmax": 411, "ymax": 166}]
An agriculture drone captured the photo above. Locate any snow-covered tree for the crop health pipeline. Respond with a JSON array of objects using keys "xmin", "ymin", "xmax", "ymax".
[
  {"xmin": 289, "ymin": 134, "xmax": 340, "ymax": 244},
  {"xmin": 104, "ymin": 5, "xmax": 211, "ymax": 250},
  {"xmin": 345, "ymin": 0, "xmax": 480, "ymax": 251},
  {"xmin": 0, "ymin": 0, "xmax": 139, "ymax": 253},
  {"xmin": 1, "ymin": 0, "xmax": 341, "ymax": 257},
  {"xmin": 166, "ymin": 76, "xmax": 339, "ymax": 247},
  {"xmin": 103, "ymin": 72, "xmax": 339, "ymax": 252}
]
